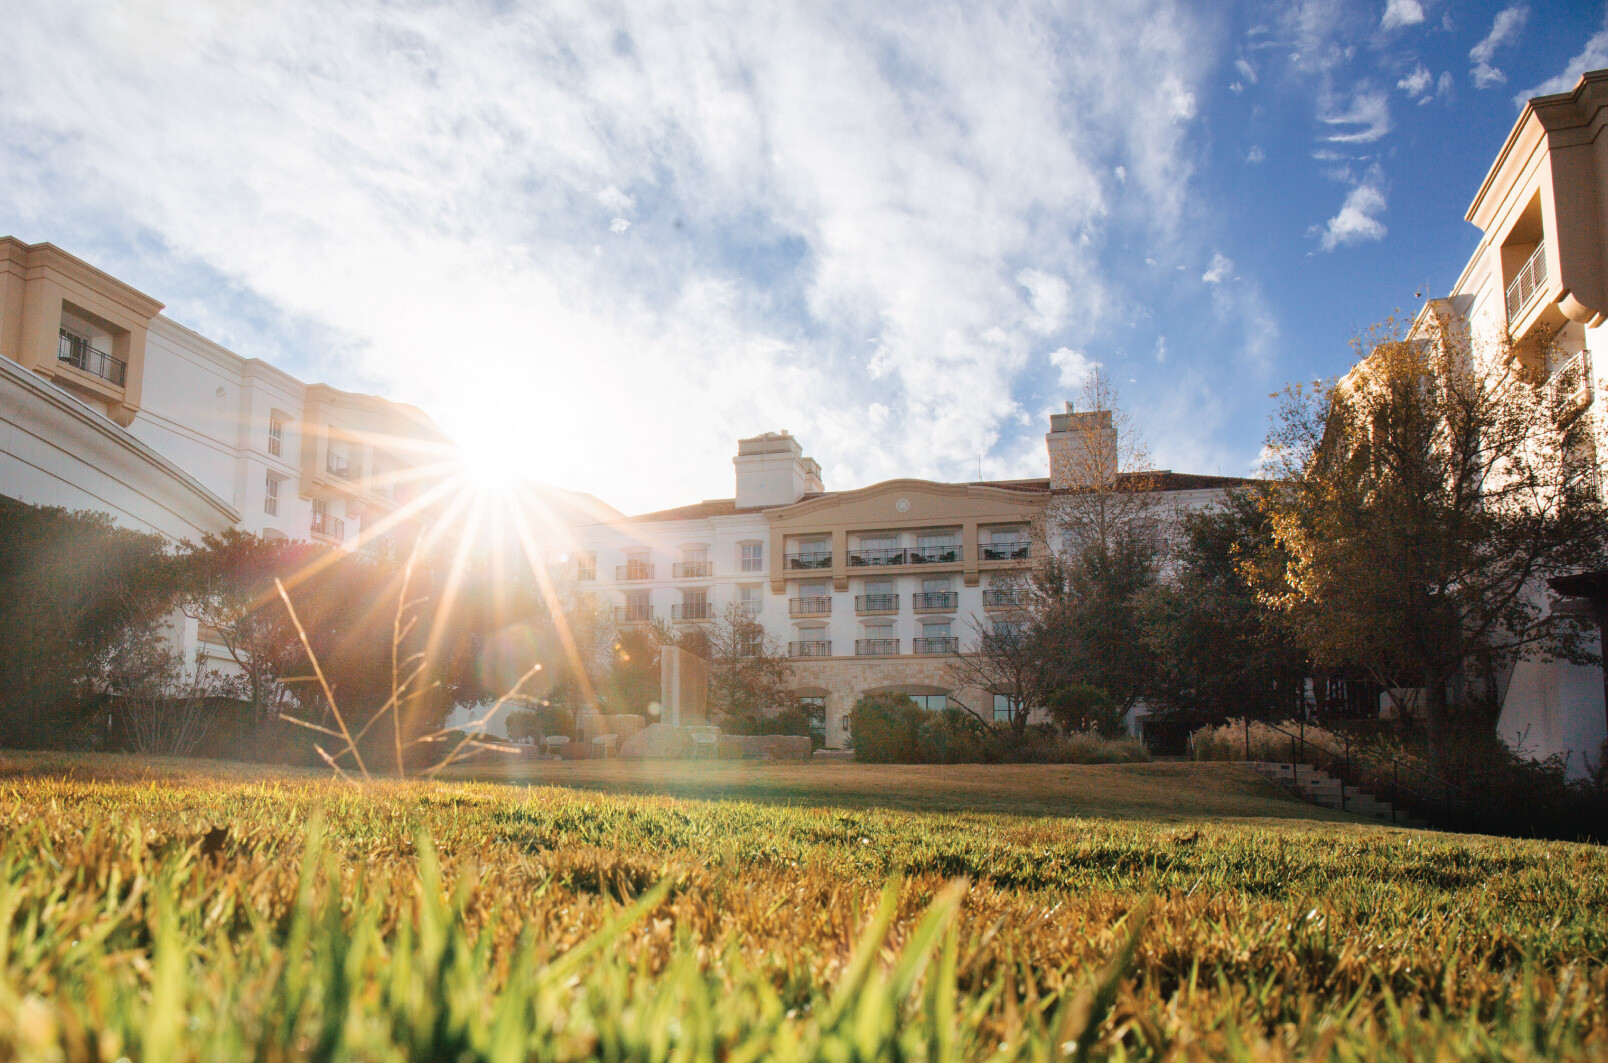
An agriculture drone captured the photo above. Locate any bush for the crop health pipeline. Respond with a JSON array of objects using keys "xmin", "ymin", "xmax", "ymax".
[
  {"xmin": 1189, "ymin": 718, "xmax": 1350, "ymax": 762},
  {"xmin": 721, "ymin": 699, "xmax": 827, "ymax": 749},
  {"xmin": 850, "ymin": 692, "xmax": 924, "ymax": 763},
  {"xmin": 1045, "ymin": 683, "xmax": 1127, "ymax": 738},
  {"xmin": 852, "ymin": 693, "xmax": 1150, "ymax": 765}
]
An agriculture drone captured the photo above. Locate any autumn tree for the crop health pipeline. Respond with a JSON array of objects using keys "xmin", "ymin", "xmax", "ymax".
[
  {"xmin": 1253, "ymin": 318, "xmax": 1608, "ymax": 765},
  {"xmin": 666, "ymin": 602, "xmax": 794, "ymax": 728}
]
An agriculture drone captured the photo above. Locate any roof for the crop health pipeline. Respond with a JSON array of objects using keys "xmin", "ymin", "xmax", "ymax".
[{"xmin": 610, "ymin": 471, "xmax": 1253, "ymax": 525}]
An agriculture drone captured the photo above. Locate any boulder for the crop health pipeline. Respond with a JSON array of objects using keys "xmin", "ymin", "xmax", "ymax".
[
  {"xmin": 754, "ymin": 735, "xmax": 814, "ymax": 761},
  {"xmin": 619, "ymin": 723, "xmax": 694, "ymax": 759}
]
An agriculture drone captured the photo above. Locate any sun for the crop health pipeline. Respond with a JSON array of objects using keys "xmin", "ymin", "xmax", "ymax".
[{"xmin": 452, "ymin": 425, "xmax": 535, "ymax": 495}]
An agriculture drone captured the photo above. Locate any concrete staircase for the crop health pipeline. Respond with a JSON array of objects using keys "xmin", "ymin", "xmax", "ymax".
[{"xmin": 1248, "ymin": 761, "xmax": 1429, "ymax": 828}]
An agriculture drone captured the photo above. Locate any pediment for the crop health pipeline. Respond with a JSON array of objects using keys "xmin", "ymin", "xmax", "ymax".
[{"xmin": 767, "ymin": 478, "xmax": 1045, "ymax": 531}]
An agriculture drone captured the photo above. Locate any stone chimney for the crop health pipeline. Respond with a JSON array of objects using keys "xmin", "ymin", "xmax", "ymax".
[
  {"xmin": 734, "ymin": 431, "xmax": 824, "ymax": 507},
  {"xmin": 1046, "ymin": 403, "xmax": 1117, "ymax": 489}
]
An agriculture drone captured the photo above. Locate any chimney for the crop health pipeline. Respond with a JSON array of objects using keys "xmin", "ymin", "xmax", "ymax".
[
  {"xmin": 734, "ymin": 431, "xmax": 824, "ymax": 507},
  {"xmin": 1046, "ymin": 402, "xmax": 1117, "ymax": 489}
]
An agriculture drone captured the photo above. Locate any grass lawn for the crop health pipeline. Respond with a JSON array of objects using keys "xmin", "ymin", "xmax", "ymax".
[{"xmin": 1, "ymin": 750, "xmax": 1605, "ymax": 1060}]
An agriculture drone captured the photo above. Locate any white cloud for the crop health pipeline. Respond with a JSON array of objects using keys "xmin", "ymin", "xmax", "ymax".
[
  {"xmin": 1235, "ymin": 58, "xmax": 1258, "ymax": 84},
  {"xmin": 1397, "ymin": 64, "xmax": 1433, "ymax": 97},
  {"xmin": 597, "ymin": 185, "xmax": 635, "ymax": 215},
  {"xmin": 609, "ymin": 217, "xmax": 631, "ymax": 233},
  {"xmin": 1312, "ymin": 178, "xmax": 1388, "ymax": 251},
  {"xmin": 1246, "ymin": 144, "xmax": 1265, "ymax": 163},
  {"xmin": 1017, "ymin": 269, "xmax": 1071, "ymax": 336},
  {"xmin": 1049, "ymin": 347, "xmax": 1098, "ymax": 388},
  {"xmin": 1521, "ymin": 27, "xmax": 1608, "ymax": 100},
  {"xmin": 1470, "ymin": 6, "xmax": 1528, "ymax": 89},
  {"xmin": 1381, "ymin": 0, "xmax": 1424, "ymax": 31},
  {"xmin": 1320, "ymin": 87, "xmax": 1392, "ymax": 143},
  {"xmin": 0, "ymin": 0, "xmax": 1216, "ymax": 511},
  {"xmin": 1155, "ymin": 335, "xmax": 1167, "ymax": 363},
  {"xmin": 1201, "ymin": 251, "xmax": 1233, "ymax": 284}
]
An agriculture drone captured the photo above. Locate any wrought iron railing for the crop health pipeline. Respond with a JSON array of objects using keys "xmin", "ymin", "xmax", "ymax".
[
  {"xmin": 856, "ymin": 593, "xmax": 899, "ymax": 612},
  {"xmin": 789, "ymin": 640, "xmax": 832, "ymax": 657},
  {"xmin": 909, "ymin": 545, "xmax": 960, "ymax": 564},
  {"xmin": 672, "ymin": 561, "xmax": 713, "ymax": 578},
  {"xmin": 615, "ymin": 605, "xmax": 654, "ymax": 624},
  {"xmin": 1506, "ymin": 240, "xmax": 1548, "ymax": 320},
  {"xmin": 1547, "ymin": 352, "xmax": 1593, "ymax": 416},
  {"xmin": 912, "ymin": 592, "xmax": 957, "ymax": 611},
  {"xmin": 789, "ymin": 596, "xmax": 832, "ymax": 616},
  {"xmin": 57, "ymin": 330, "xmax": 127, "ymax": 386},
  {"xmin": 855, "ymin": 638, "xmax": 899, "ymax": 656},
  {"xmin": 616, "ymin": 563, "xmax": 655, "ymax": 581},
  {"xmin": 913, "ymin": 636, "xmax": 958, "ymax": 655},
  {"xmin": 785, "ymin": 551, "xmax": 833, "ymax": 570},
  {"xmin": 848, "ymin": 546, "xmax": 906, "ymax": 566},
  {"xmin": 671, "ymin": 602, "xmax": 714, "ymax": 620},
  {"xmin": 980, "ymin": 542, "xmax": 1029, "ymax": 560},
  {"xmin": 982, "ymin": 589, "xmax": 1022, "ymax": 608},
  {"xmin": 310, "ymin": 513, "xmax": 345, "ymax": 540},
  {"xmin": 326, "ymin": 452, "xmax": 353, "ymax": 479}
]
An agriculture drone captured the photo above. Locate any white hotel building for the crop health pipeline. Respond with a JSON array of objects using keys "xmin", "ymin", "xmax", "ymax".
[{"xmin": 566, "ymin": 422, "xmax": 1244, "ymax": 748}]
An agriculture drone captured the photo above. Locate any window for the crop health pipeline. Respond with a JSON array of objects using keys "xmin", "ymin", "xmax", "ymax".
[
  {"xmin": 922, "ymin": 621, "xmax": 952, "ymax": 639},
  {"xmin": 264, "ymin": 473, "xmax": 280, "ymax": 515},
  {"xmin": 268, "ymin": 415, "xmax": 284, "ymax": 457},
  {"xmin": 992, "ymin": 619, "xmax": 1025, "ymax": 642},
  {"xmin": 738, "ymin": 585, "xmax": 762, "ymax": 613},
  {"xmin": 622, "ymin": 590, "xmax": 652, "ymax": 622},
  {"xmin": 922, "ymin": 576, "xmax": 952, "ymax": 593},
  {"xmin": 576, "ymin": 553, "xmax": 596, "ymax": 581},
  {"xmin": 740, "ymin": 542, "xmax": 764, "ymax": 572},
  {"xmin": 909, "ymin": 694, "xmax": 952, "ymax": 712},
  {"xmin": 992, "ymin": 694, "xmax": 1018, "ymax": 723},
  {"xmin": 799, "ymin": 580, "xmax": 830, "ymax": 598},
  {"xmin": 915, "ymin": 531, "xmax": 959, "ymax": 563},
  {"xmin": 864, "ymin": 579, "xmax": 894, "ymax": 595}
]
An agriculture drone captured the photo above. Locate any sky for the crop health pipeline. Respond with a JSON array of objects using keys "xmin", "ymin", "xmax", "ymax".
[{"xmin": 2, "ymin": 0, "xmax": 1605, "ymax": 514}]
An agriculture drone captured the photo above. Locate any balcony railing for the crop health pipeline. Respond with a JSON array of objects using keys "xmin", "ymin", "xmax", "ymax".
[
  {"xmin": 310, "ymin": 513, "xmax": 345, "ymax": 540},
  {"xmin": 57, "ymin": 330, "xmax": 126, "ymax": 387},
  {"xmin": 672, "ymin": 560, "xmax": 713, "ymax": 578},
  {"xmin": 847, "ymin": 546, "xmax": 906, "ymax": 566},
  {"xmin": 671, "ymin": 602, "xmax": 714, "ymax": 620},
  {"xmin": 913, "ymin": 636, "xmax": 959, "ymax": 655},
  {"xmin": 912, "ymin": 592, "xmax": 958, "ymax": 611},
  {"xmin": 856, "ymin": 593, "xmax": 899, "ymax": 612},
  {"xmin": 789, "ymin": 640, "xmax": 832, "ymax": 658},
  {"xmin": 982, "ymin": 589, "xmax": 1022, "ymax": 608},
  {"xmin": 1506, "ymin": 240, "xmax": 1548, "ymax": 321},
  {"xmin": 326, "ymin": 452, "xmax": 353, "ymax": 479},
  {"xmin": 790, "ymin": 596, "xmax": 832, "ymax": 616},
  {"xmin": 980, "ymin": 542, "xmax": 1030, "ymax": 561},
  {"xmin": 785, "ymin": 551, "xmax": 833, "ymax": 570},
  {"xmin": 616, "ymin": 563, "xmax": 655, "ymax": 581},
  {"xmin": 855, "ymin": 638, "xmax": 899, "ymax": 656},
  {"xmin": 615, "ymin": 606, "xmax": 655, "ymax": 624},
  {"xmin": 1548, "ymin": 353, "xmax": 1593, "ymax": 419},
  {"xmin": 736, "ymin": 600, "xmax": 762, "ymax": 616},
  {"xmin": 846, "ymin": 545, "xmax": 963, "ymax": 566}
]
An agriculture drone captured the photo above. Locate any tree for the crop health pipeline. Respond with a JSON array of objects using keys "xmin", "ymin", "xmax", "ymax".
[
  {"xmin": 1253, "ymin": 319, "xmax": 1608, "ymax": 765},
  {"xmin": 1050, "ymin": 367, "xmax": 1168, "ymax": 557},
  {"xmin": 1045, "ymin": 683, "xmax": 1125, "ymax": 738},
  {"xmin": 667, "ymin": 602, "xmax": 794, "ymax": 728},
  {"xmin": 177, "ymin": 529, "xmax": 327, "ymax": 726},
  {"xmin": 1139, "ymin": 488, "xmax": 1310, "ymax": 722}
]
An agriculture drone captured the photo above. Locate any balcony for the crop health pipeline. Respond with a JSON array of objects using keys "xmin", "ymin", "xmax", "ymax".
[
  {"xmin": 326, "ymin": 452, "xmax": 353, "ymax": 480},
  {"xmin": 856, "ymin": 593, "xmax": 899, "ymax": 613},
  {"xmin": 855, "ymin": 638, "xmax": 899, "ymax": 656},
  {"xmin": 790, "ymin": 596, "xmax": 832, "ymax": 617},
  {"xmin": 912, "ymin": 592, "xmax": 957, "ymax": 612},
  {"xmin": 616, "ymin": 562, "xmax": 655, "ymax": 581},
  {"xmin": 1506, "ymin": 240, "xmax": 1548, "ymax": 322},
  {"xmin": 909, "ymin": 544, "xmax": 960, "ymax": 564},
  {"xmin": 847, "ymin": 546, "xmax": 906, "ymax": 566},
  {"xmin": 1548, "ymin": 353, "xmax": 1593, "ymax": 423},
  {"xmin": 789, "ymin": 640, "xmax": 832, "ymax": 658},
  {"xmin": 980, "ymin": 542, "xmax": 1030, "ymax": 561},
  {"xmin": 672, "ymin": 560, "xmax": 713, "ymax": 578},
  {"xmin": 913, "ymin": 636, "xmax": 959, "ymax": 655},
  {"xmin": 57, "ymin": 330, "xmax": 126, "ymax": 387},
  {"xmin": 982, "ymin": 589, "xmax": 1022, "ymax": 609},
  {"xmin": 310, "ymin": 513, "xmax": 345, "ymax": 540},
  {"xmin": 785, "ymin": 550, "xmax": 833, "ymax": 570},
  {"xmin": 615, "ymin": 606, "xmax": 655, "ymax": 624},
  {"xmin": 736, "ymin": 600, "xmax": 762, "ymax": 616},
  {"xmin": 671, "ymin": 602, "xmax": 714, "ymax": 620},
  {"xmin": 846, "ymin": 544, "xmax": 963, "ymax": 566}
]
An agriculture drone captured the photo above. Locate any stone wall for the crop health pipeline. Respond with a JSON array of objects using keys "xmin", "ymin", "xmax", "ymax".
[{"xmin": 789, "ymin": 656, "xmax": 991, "ymax": 748}]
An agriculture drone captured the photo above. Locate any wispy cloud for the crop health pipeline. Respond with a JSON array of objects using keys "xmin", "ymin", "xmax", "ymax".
[
  {"xmin": 1312, "ymin": 171, "xmax": 1388, "ymax": 251},
  {"xmin": 1320, "ymin": 86, "xmax": 1392, "ymax": 143},
  {"xmin": 1380, "ymin": 0, "xmax": 1425, "ymax": 31},
  {"xmin": 1521, "ymin": 24, "xmax": 1608, "ymax": 101},
  {"xmin": 0, "ymin": 0, "xmax": 1212, "ymax": 510},
  {"xmin": 1201, "ymin": 252, "xmax": 1233, "ymax": 284},
  {"xmin": 1470, "ymin": 6, "xmax": 1528, "ymax": 89}
]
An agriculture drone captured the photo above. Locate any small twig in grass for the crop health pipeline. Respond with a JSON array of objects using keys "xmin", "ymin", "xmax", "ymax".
[
  {"xmin": 275, "ymin": 577, "xmax": 370, "ymax": 781},
  {"xmin": 422, "ymin": 662, "xmax": 543, "ymax": 778}
]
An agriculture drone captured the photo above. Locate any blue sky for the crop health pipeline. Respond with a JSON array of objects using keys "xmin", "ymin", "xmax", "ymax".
[{"xmin": 2, "ymin": 0, "xmax": 1604, "ymax": 513}]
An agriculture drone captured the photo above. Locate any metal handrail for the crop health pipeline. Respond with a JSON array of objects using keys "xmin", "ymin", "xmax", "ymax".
[
  {"xmin": 57, "ymin": 330, "xmax": 127, "ymax": 386},
  {"xmin": 310, "ymin": 513, "xmax": 345, "ymax": 540},
  {"xmin": 980, "ymin": 543, "xmax": 1030, "ymax": 560},
  {"xmin": 856, "ymin": 593, "xmax": 899, "ymax": 611},
  {"xmin": 326, "ymin": 452, "xmax": 353, "ymax": 479},
  {"xmin": 982, "ymin": 589, "xmax": 1022, "ymax": 607},
  {"xmin": 789, "ymin": 640, "xmax": 831, "ymax": 657},
  {"xmin": 913, "ymin": 636, "xmax": 958, "ymax": 655},
  {"xmin": 671, "ymin": 602, "xmax": 714, "ymax": 619},
  {"xmin": 789, "ymin": 596, "xmax": 832, "ymax": 615},
  {"xmin": 912, "ymin": 592, "xmax": 958, "ymax": 610},
  {"xmin": 848, "ymin": 546, "xmax": 907, "ymax": 566},
  {"xmin": 615, "ymin": 606, "xmax": 654, "ymax": 624},
  {"xmin": 785, "ymin": 552, "xmax": 832, "ymax": 570},
  {"xmin": 1547, "ymin": 353, "xmax": 1592, "ymax": 411},
  {"xmin": 615, "ymin": 563, "xmax": 655, "ymax": 581},
  {"xmin": 1505, "ymin": 240, "xmax": 1548, "ymax": 320},
  {"xmin": 1248, "ymin": 717, "xmax": 1485, "ymax": 825},
  {"xmin": 672, "ymin": 561, "xmax": 713, "ymax": 578},
  {"xmin": 855, "ymin": 638, "xmax": 899, "ymax": 656}
]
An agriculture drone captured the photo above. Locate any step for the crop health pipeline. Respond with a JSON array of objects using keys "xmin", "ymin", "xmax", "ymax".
[{"xmin": 1245, "ymin": 760, "xmax": 1425, "ymax": 827}]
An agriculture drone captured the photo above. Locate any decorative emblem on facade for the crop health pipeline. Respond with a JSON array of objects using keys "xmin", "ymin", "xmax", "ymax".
[{"xmin": 895, "ymin": 497, "xmax": 910, "ymax": 512}]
